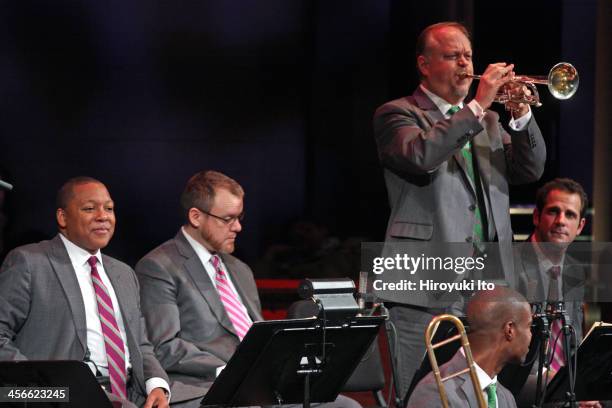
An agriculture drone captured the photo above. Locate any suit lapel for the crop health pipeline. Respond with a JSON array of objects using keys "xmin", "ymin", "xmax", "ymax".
[
  {"xmin": 174, "ymin": 231, "xmax": 237, "ymax": 336},
  {"xmin": 413, "ymin": 88, "xmax": 479, "ymax": 196},
  {"xmin": 47, "ymin": 235, "xmax": 88, "ymax": 352},
  {"xmin": 521, "ymin": 243, "xmax": 546, "ymax": 301}
]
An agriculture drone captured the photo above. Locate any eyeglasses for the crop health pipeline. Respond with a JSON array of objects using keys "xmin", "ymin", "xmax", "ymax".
[{"xmin": 196, "ymin": 207, "xmax": 244, "ymax": 226}]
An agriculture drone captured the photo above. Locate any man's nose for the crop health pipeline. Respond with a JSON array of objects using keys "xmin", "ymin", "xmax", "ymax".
[{"xmin": 231, "ymin": 219, "xmax": 242, "ymax": 232}]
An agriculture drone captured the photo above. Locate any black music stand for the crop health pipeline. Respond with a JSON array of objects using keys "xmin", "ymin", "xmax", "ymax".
[
  {"xmin": 544, "ymin": 324, "xmax": 612, "ymax": 403},
  {"xmin": 0, "ymin": 360, "xmax": 115, "ymax": 408},
  {"xmin": 200, "ymin": 315, "xmax": 384, "ymax": 407}
]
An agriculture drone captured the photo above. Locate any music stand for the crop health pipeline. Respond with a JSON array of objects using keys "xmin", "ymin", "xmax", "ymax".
[
  {"xmin": 0, "ymin": 360, "xmax": 115, "ymax": 408},
  {"xmin": 201, "ymin": 315, "xmax": 384, "ymax": 407},
  {"xmin": 544, "ymin": 324, "xmax": 612, "ymax": 403}
]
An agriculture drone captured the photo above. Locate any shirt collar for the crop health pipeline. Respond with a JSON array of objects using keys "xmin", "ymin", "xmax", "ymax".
[
  {"xmin": 58, "ymin": 233, "xmax": 103, "ymax": 268},
  {"xmin": 420, "ymin": 84, "xmax": 464, "ymax": 117},
  {"xmin": 530, "ymin": 234, "xmax": 564, "ymax": 271},
  {"xmin": 459, "ymin": 348, "xmax": 497, "ymax": 390},
  {"xmin": 181, "ymin": 227, "xmax": 214, "ymax": 264}
]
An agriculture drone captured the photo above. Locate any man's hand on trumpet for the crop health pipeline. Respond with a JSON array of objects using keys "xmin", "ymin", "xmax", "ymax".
[
  {"xmin": 473, "ymin": 62, "xmax": 515, "ymax": 109},
  {"xmin": 503, "ymin": 82, "xmax": 532, "ymax": 118}
]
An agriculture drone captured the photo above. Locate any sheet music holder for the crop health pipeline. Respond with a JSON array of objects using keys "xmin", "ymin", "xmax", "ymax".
[
  {"xmin": 544, "ymin": 322, "xmax": 612, "ymax": 403},
  {"xmin": 0, "ymin": 360, "xmax": 115, "ymax": 408},
  {"xmin": 201, "ymin": 315, "xmax": 384, "ymax": 407}
]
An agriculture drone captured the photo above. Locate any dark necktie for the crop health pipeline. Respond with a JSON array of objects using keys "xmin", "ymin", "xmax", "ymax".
[
  {"xmin": 88, "ymin": 256, "xmax": 127, "ymax": 399},
  {"xmin": 447, "ymin": 105, "xmax": 484, "ymax": 242}
]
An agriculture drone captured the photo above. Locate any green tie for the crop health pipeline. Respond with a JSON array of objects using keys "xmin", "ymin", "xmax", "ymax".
[
  {"xmin": 446, "ymin": 105, "xmax": 484, "ymax": 242},
  {"xmin": 446, "ymin": 105, "xmax": 461, "ymax": 116},
  {"xmin": 486, "ymin": 383, "xmax": 497, "ymax": 408}
]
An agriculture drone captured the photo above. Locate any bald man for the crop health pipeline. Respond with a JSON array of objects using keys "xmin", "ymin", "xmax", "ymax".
[{"xmin": 408, "ymin": 287, "xmax": 532, "ymax": 408}]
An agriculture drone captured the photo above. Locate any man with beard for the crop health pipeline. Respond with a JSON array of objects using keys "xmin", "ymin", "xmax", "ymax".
[
  {"xmin": 136, "ymin": 170, "xmax": 361, "ymax": 407},
  {"xmin": 408, "ymin": 287, "xmax": 532, "ymax": 408}
]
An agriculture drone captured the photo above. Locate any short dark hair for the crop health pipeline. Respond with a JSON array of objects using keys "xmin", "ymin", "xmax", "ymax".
[
  {"xmin": 56, "ymin": 176, "xmax": 104, "ymax": 209},
  {"xmin": 180, "ymin": 170, "xmax": 244, "ymax": 220},
  {"xmin": 535, "ymin": 178, "xmax": 588, "ymax": 219},
  {"xmin": 415, "ymin": 21, "xmax": 471, "ymax": 78}
]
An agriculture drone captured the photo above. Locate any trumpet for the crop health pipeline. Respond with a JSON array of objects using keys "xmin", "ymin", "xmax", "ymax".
[
  {"xmin": 461, "ymin": 62, "xmax": 579, "ymax": 108},
  {"xmin": 424, "ymin": 314, "xmax": 487, "ymax": 408}
]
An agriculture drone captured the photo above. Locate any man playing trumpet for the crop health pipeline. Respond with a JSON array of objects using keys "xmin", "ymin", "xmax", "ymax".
[{"xmin": 373, "ymin": 21, "xmax": 546, "ymax": 397}]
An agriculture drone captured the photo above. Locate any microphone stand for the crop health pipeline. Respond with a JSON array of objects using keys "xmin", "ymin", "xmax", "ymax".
[
  {"xmin": 535, "ymin": 301, "xmax": 576, "ymax": 408},
  {"xmin": 531, "ymin": 303, "xmax": 549, "ymax": 408}
]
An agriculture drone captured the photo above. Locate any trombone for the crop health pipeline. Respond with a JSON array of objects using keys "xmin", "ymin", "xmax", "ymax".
[
  {"xmin": 424, "ymin": 314, "xmax": 487, "ymax": 408},
  {"xmin": 462, "ymin": 62, "xmax": 579, "ymax": 108}
]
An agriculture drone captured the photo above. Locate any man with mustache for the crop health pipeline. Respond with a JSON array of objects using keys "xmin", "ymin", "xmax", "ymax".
[
  {"xmin": 136, "ymin": 170, "xmax": 360, "ymax": 407},
  {"xmin": 0, "ymin": 177, "xmax": 172, "ymax": 408},
  {"xmin": 373, "ymin": 21, "xmax": 546, "ymax": 398}
]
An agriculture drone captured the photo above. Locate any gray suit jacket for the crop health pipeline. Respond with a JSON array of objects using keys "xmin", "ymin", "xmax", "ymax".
[
  {"xmin": 135, "ymin": 230, "xmax": 263, "ymax": 395},
  {"xmin": 408, "ymin": 351, "xmax": 517, "ymax": 408},
  {"xmin": 0, "ymin": 235, "xmax": 169, "ymax": 407},
  {"xmin": 373, "ymin": 88, "xmax": 546, "ymax": 306},
  {"xmin": 514, "ymin": 242, "xmax": 584, "ymax": 343}
]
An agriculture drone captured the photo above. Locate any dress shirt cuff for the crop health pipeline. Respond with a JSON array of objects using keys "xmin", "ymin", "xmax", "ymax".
[
  {"xmin": 509, "ymin": 107, "xmax": 532, "ymax": 130},
  {"xmin": 467, "ymin": 99, "xmax": 485, "ymax": 122},
  {"xmin": 146, "ymin": 378, "xmax": 171, "ymax": 403},
  {"xmin": 216, "ymin": 365, "xmax": 226, "ymax": 377}
]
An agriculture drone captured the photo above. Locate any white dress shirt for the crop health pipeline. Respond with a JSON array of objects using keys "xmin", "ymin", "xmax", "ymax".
[
  {"xmin": 59, "ymin": 233, "xmax": 169, "ymax": 397},
  {"xmin": 460, "ymin": 348, "xmax": 499, "ymax": 408}
]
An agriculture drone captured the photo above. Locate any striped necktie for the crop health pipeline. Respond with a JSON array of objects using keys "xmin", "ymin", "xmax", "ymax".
[
  {"xmin": 88, "ymin": 256, "xmax": 127, "ymax": 399},
  {"xmin": 547, "ymin": 266, "xmax": 565, "ymax": 371},
  {"xmin": 447, "ymin": 105, "xmax": 484, "ymax": 242},
  {"xmin": 211, "ymin": 255, "xmax": 252, "ymax": 340}
]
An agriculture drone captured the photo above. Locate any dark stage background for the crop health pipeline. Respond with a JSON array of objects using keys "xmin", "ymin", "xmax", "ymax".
[{"xmin": 0, "ymin": 0, "xmax": 599, "ymax": 275}]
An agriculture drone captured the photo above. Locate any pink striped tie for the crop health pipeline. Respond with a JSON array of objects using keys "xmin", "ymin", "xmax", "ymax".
[
  {"xmin": 549, "ymin": 319, "xmax": 565, "ymax": 372},
  {"xmin": 88, "ymin": 256, "xmax": 127, "ymax": 399},
  {"xmin": 211, "ymin": 255, "xmax": 252, "ymax": 340}
]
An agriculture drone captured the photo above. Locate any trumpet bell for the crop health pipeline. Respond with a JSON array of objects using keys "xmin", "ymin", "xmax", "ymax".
[{"xmin": 548, "ymin": 62, "xmax": 579, "ymax": 100}]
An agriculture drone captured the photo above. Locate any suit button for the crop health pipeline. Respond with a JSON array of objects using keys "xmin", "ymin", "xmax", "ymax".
[
  {"xmin": 465, "ymin": 236, "xmax": 473, "ymax": 243},
  {"xmin": 469, "ymin": 204, "xmax": 476, "ymax": 211},
  {"xmin": 467, "ymin": 129, "xmax": 474, "ymax": 136}
]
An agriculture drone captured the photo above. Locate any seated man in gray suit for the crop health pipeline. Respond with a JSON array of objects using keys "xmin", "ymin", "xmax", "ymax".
[
  {"xmin": 0, "ymin": 177, "xmax": 174, "ymax": 408},
  {"xmin": 408, "ymin": 287, "xmax": 533, "ymax": 408},
  {"xmin": 514, "ymin": 178, "xmax": 600, "ymax": 408},
  {"xmin": 136, "ymin": 170, "xmax": 361, "ymax": 408}
]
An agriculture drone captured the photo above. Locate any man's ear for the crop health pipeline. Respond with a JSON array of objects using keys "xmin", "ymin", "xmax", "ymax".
[
  {"xmin": 56, "ymin": 208, "xmax": 67, "ymax": 229},
  {"xmin": 504, "ymin": 321, "xmax": 515, "ymax": 341},
  {"xmin": 188, "ymin": 207, "xmax": 202, "ymax": 228},
  {"xmin": 576, "ymin": 217, "xmax": 586, "ymax": 236},
  {"xmin": 532, "ymin": 208, "xmax": 540, "ymax": 229},
  {"xmin": 417, "ymin": 55, "xmax": 429, "ymax": 77}
]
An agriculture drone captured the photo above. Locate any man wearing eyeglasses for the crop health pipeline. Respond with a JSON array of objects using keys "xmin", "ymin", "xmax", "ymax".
[
  {"xmin": 136, "ymin": 170, "xmax": 361, "ymax": 408},
  {"xmin": 135, "ymin": 170, "xmax": 258, "ymax": 406}
]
